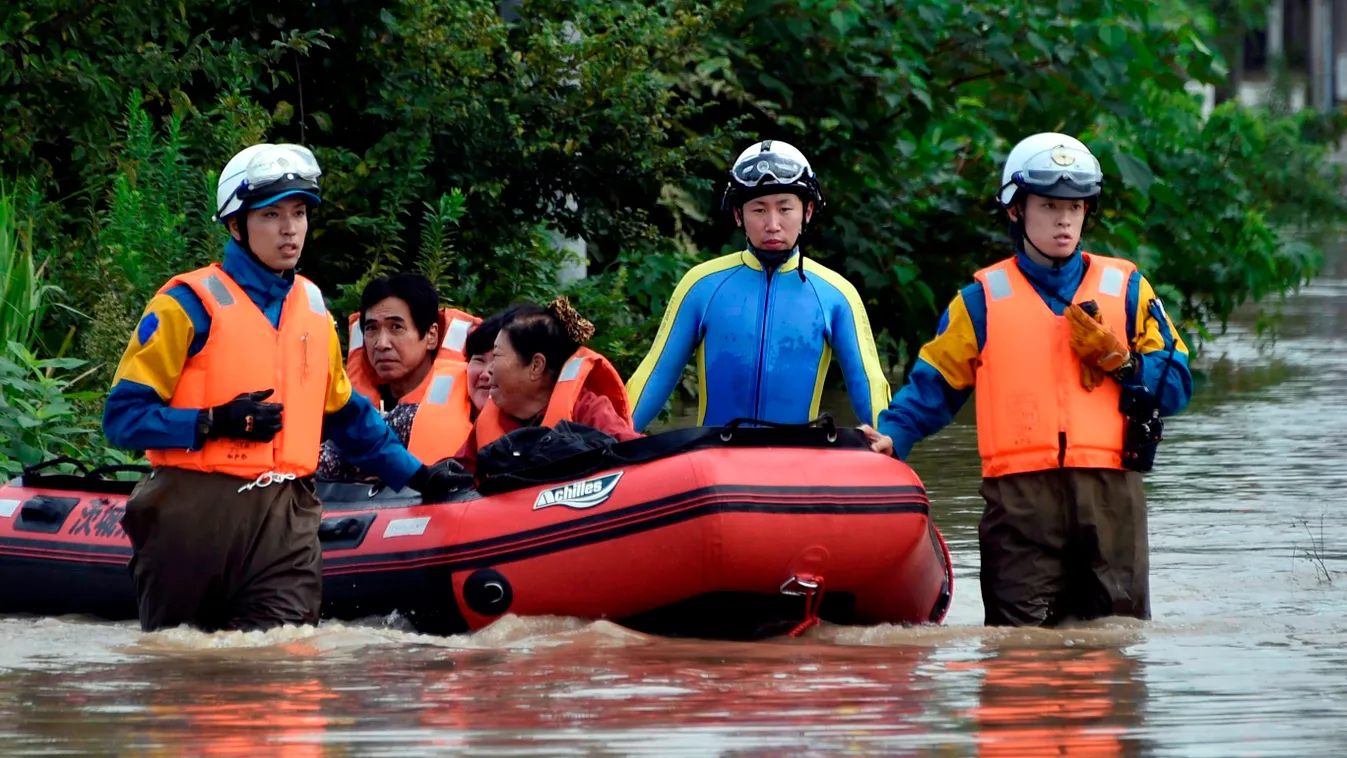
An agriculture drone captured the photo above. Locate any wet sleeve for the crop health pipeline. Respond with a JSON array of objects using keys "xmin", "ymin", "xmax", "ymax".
[
  {"xmin": 1124, "ymin": 275, "xmax": 1194, "ymax": 418},
  {"xmin": 574, "ymin": 390, "xmax": 644, "ymax": 442},
  {"xmin": 102, "ymin": 290, "xmax": 207, "ymax": 451},
  {"xmin": 322, "ymin": 321, "xmax": 422, "ymax": 489},
  {"xmin": 817, "ymin": 273, "xmax": 891, "ymax": 426},
  {"xmin": 877, "ymin": 289, "xmax": 981, "ymax": 460},
  {"xmin": 625, "ymin": 267, "xmax": 708, "ymax": 431}
]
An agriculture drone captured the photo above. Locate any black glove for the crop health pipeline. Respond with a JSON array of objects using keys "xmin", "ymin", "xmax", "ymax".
[
  {"xmin": 408, "ymin": 459, "xmax": 473, "ymax": 502},
  {"xmin": 207, "ymin": 389, "xmax": 284, "ymax": 442}
]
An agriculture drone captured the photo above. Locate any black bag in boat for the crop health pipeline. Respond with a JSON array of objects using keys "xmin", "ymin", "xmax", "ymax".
[
  {"xmin": 475, "ymin": 421, "xmax": 618, "ymax": 482},
  {"xmin": 475, "ymin": 414, "xmax": 869, "ymax": 496}
]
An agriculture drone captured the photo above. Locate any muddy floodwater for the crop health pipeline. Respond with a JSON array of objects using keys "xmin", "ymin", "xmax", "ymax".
[{"xmin": 1, "ymin": 249, "xmax": 1344, "ymax": 757}]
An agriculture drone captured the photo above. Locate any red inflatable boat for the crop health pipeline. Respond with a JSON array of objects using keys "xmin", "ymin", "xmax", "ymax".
[{"xmin": 0, "ymin": 424, "xmax": 952, "ymax": 639}]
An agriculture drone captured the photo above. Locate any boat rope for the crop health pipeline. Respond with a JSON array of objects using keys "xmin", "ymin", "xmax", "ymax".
[
  {"xmin": 782, "ymin": 573, "xmax": 825, "ymax": 638},
  {"xmin": 237, "ymin": 471, "xmax": 297, "ymax": 494}
]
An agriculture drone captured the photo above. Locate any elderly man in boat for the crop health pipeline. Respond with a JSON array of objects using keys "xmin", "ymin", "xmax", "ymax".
[{"xmin": 317, "ymin": 273, "xmax": 512, "ymax": 481}]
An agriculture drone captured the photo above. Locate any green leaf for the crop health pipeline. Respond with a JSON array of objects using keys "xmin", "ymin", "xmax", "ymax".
[
  {"xmin": 1027, "ymin": 31, "xmax": 1052, "ymax": 58},
  {"xmin": 1113, "ymin": 149, "xmax": 1156, "ymax": 193},
  {"xmin": 34, "ymin": 357, "xmax": 85, "ymax": 371},
  {"xmin": 1100, "ymin": 24, "xmax": 1127, "ymax": 50}
]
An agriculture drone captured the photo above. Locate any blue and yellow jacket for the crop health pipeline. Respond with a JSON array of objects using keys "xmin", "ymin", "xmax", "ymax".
[
  {"xmin": 878, "ymin": 248, "xmax": 1193, "ymax": 460},
  {"xmin": 102, "ymin": 240, "xmax": 422, "ymax": 489},
  {"xmin": 626, "ymin": 250, "xmax": 890, "ymax": 430}
]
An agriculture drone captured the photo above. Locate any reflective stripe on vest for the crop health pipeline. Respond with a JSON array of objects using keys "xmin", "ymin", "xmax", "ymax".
[
  {"xmin": 345, "ymin": 307, "xmax": 481, "ymax": 408},
  {"xmin": 972, "ymin": 253, "xmax": 1134, "ymax": 478},
  {"xmin": 146, "ymin": 264, "xmax": 332, "ymax": 479},
  {"xmin": 406, "ymin": 359, "xmax": 474, "ymax": 464},
  {"xmin": 473, "ymin": 347, "xmax": 632, "ymax": 449}
]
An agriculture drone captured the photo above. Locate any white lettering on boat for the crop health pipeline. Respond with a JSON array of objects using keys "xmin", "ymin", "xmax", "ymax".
[{"xmin": 532, "ymin": 472, "xmax": 625, "ymax": 511}]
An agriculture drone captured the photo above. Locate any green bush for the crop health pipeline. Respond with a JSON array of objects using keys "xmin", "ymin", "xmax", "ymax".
[
  {"xmin": 0, "ymin": 189, "xmax": 121, "ymax": 474},
  {"xmin": 72, "ymin": 91, "xmax": 223, "ymax": 388},
  {"xmin": 665, "ymin": 0, "xmax": 1347, "ymax": 373},
  {"xmin": 0, "ymin": 0, "xmax": 1342, "ymax": 451},
  {"xmin": 1091, "ymin": 84, "xmax": 1346, "ymax": 341},
  {"xmin": 0, "ymin": 341, "xmax": 107, "ymax": 478}
]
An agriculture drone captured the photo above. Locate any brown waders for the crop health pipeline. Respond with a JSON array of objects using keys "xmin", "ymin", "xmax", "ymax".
[
  {"xmin": 119, "ymin": 467, "xmax": 323, "ymax": 633},
  {"xmin": 978, "ymin": 467, "xmax": 1149, "ymax": 627}
]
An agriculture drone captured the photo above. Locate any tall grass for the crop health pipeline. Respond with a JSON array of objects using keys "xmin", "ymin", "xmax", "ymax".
[
  {"xmin": 0, "ymin": 181, "xmax": 63, "ymax": 354},
  {"xmin": 0, "ymin": 187, "xmax": 120, "ymax": 476}
]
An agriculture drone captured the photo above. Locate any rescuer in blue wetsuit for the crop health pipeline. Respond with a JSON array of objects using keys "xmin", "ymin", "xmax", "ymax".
[{"xmin": 626, "ymin": 140, "xmax": 891, "ymax": 432}]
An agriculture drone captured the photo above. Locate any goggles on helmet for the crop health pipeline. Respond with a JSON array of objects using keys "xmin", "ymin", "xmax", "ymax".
[
  {"xmin": 731, "ymin": 150, "xmax": 810, "ymax": 188},
  {"xmin": 229, "ymin": 145, "xmax": 323, "ymax": 206},
  {"xmin": 1007, "ymin": 146, "xmax": 1103, "ymax": 199}
]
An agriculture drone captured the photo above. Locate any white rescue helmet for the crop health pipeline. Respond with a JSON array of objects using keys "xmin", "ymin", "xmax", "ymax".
[
  {"xmin": 720, "ymin": 139, "xmax": 825, "ymax": 213},
  {"xmin": 998, "ymin": 132, "xmax": 1103, "ymax": 208},
  {"xmin": 214, "ymin": 143, "xmax": 323, "ymax": 223}
]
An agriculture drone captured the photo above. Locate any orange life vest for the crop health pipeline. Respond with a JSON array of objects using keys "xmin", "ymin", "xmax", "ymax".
[
  {"xmin": 969, "ymin": 647, "xmax": 1128, "ymax": 758},
  {"xmin": 346, "ymin": 307, "xmax": 481, "ymax": 409},
  {"xmin": 473, "ymin": 347, "xmax": 632, "ymax": 449},
  {"xmin": 146, "ymin": 265, "xmax": 332, "ymax": 479},
  {"xmin": 405, "ymin": 358, "xmax": 475, "ymax": 464},
  {"xmin": 973, "ymin": 253, "xmax": 1135, "ymax": 478}
]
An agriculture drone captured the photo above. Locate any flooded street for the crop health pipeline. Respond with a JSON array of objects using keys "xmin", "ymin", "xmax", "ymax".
[{"xmin": 2, "ymin": 248, "xmax": 1345, "ymax": 756}]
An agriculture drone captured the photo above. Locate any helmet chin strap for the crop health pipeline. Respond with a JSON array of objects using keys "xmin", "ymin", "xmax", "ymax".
[
  {"xmin": 1023, "ymin": 234, "xmax": 1073, "ymax": 269},
  {"xmin": 739, "ymin": 202, "xmax": 811, "ymax": 282},
  {"xmin": 230, "ymin": 218, "xmax": 286, "ymax": 276},
  {"xmin": 1011, "ymin": 202, "xmax": 1073, "ymax": 270},
  {"xmin": 746, "ymin": 239, "xmax": 807, "ymax": 282},
  {"xmin": 747, "ymin": 239, "xmax": 795, "ymax": 266}
]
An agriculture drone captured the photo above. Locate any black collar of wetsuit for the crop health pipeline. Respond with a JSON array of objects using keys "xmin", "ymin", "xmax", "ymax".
[{"xmin": 752, "ymin": 247, "xmax": 792, "ymax": 270}]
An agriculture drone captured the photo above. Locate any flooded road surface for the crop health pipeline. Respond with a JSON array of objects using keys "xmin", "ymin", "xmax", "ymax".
[{"xmin": 2, "ymin": 250, "xmax": 1345, "ymax": 756}]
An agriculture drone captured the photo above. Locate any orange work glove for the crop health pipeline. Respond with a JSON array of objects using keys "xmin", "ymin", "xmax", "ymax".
[
  {"xmin": 1066, "ymin": 303, "xmax": 1130, "ymax": 391},
  {"xmin": 1080, "ymin": 363, "xmax": 1108, "ymax": 392}
]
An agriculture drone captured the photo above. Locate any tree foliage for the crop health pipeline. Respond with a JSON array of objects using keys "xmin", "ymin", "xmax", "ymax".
[
  {"xmin": 667, "ymin": 0, "xmax": 1346, "ymax": 369},
  {"xmin": 1, "ymin": 0, "xmax": 1343, "ymax": 438}
]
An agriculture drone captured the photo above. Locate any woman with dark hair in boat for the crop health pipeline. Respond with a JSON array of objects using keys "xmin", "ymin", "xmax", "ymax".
[
  {"xmin": 316, "ymin": 277, "xmax": 515, "ymax": 482},
  {"xmin": 461, "ymin": 306, "xmax": 514, "ymax": 412},
  {"xmin": 455, "ymin": 297, "xmax": 898, "ymax": 467},
  {"xmin": 454, "ymin": 297, "xmax": 642, "ymax": 470}
]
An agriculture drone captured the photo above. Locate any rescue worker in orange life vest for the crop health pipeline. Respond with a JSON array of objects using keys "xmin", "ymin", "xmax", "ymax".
[
  {"xmin": 877, "ymin": 132, "xmax": 1194, "ymax": 627},
  {"xmin": 103, "ymin": 143, "xmax": 465, "ymax": 633},
  {"xmin": 317, "ymin": 273, "xmax": 511, "ymax": 481}
]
